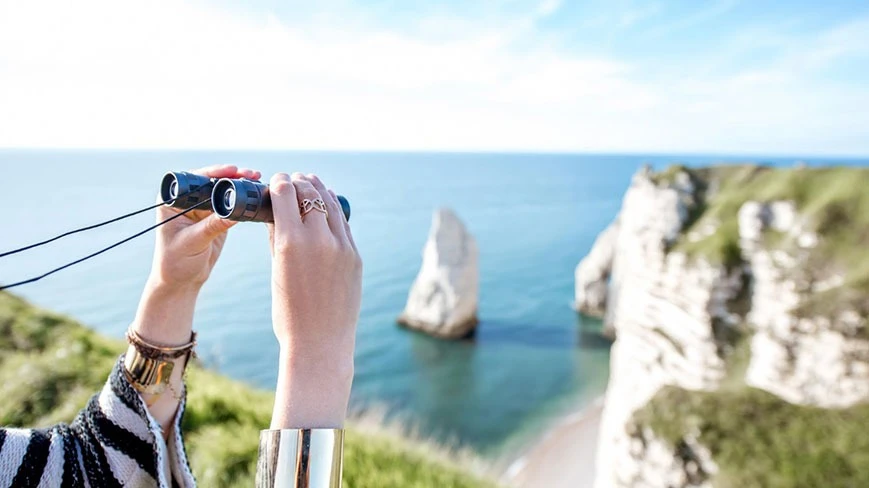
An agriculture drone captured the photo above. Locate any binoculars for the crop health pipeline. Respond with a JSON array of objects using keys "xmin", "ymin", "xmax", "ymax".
[{"xmin": 160, "ymin": 171, "xmax": 351, "ymax": 223}]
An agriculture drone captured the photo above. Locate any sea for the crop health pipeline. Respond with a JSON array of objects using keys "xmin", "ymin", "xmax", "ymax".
[{"xmin": 0, "ymin": 151, "xmax": 866, "ymax": 459}]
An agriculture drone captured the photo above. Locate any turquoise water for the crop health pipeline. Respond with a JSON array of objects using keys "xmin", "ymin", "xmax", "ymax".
[{"xmin": 1, "ymin": 151, "xmax": 865, "ymax": 457}]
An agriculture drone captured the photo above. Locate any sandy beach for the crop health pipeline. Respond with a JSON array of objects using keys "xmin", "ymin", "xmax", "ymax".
[{"xmin": 503, "ymin": 398, "xmax": 604, "ymax": 488}]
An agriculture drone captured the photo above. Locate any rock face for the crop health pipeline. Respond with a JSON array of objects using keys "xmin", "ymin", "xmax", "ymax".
[
  {"xmin": 398, "ymin": 208, "xmax": 479, "ymax": 339},
  {"xmin": 739, "ymin": 201, "xmax": 869, "ymax": 407},
  {"xmin": 580, "ymin": 165, "xmax": 869, "ymax": 487},
  {"xmin": 620, "ymin": 427, "xmax": 718, "ymax": 488},
  {"xmin": 574, "ymin": 220, "xmax": 619, "ymax": 318},
  {"xmin": 589, "ymin": 167, "xmax": 743, "ymax": 488}
]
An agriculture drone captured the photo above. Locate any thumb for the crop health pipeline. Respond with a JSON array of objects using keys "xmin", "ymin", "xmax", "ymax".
[{"xmin": 179, "ymin": 213, "xmax": 237, "ymax": 251}]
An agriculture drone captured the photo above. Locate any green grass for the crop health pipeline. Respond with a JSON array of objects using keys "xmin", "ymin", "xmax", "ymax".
[
  {"xmin": 633, "ymin": 386, "xmax": 869, "ymax": 488},
  {"xmin": 662, "ymin": 165, "xmax": 869, "ymax": 272},
  {"xmin": 649, "ymin": 163, "xmax": 690, "ymax": 186},
  {"xmin": 0, "ymin": 291, "xmax": 496, "ymax": 488}
]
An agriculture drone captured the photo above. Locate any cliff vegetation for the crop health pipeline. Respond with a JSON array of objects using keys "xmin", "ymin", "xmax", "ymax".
[
  {"xmin": 668, "ymin": 164, "xmax": 869, "ymax": 301},
  {"xmin": 635, "ymin": 386, "xmax": 869, "ymax": 488}
]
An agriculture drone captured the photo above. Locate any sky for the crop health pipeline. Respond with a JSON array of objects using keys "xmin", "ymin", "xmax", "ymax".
[{"xmin": 0, "ymin": 0, "xmax": 867, "ymax": 155}]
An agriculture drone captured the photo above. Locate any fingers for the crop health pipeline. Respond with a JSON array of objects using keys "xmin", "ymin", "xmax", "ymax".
[
  {"xmin": 190, "ymin": 164, "xmax": 262, "ymax": 181},
  {"xmin": 291, "ymin": 173, "xmax": 330, "ymax": 234},
  {"xmin": 236, "ymin": 167, "xmax": 262, "ymax": 180},
  {"xmin": 268, "ymin": 173, "xmax": 303, "ymax": 248},
  {"xmin": 304, "ymin": 173, "xmax": 348, "ymax": 242},
  {"xmin": 179, "ymin": 214, "xmax": 236, "ymax": 252},
  {"xmin": 191, "ymin": 164, "xmax": 239, "ymax": 179}
]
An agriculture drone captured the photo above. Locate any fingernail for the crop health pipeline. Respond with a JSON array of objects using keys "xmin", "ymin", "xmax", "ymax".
[
  {"xmin": 291, "ymin": 172, "xmax": 305, "ymax": 180},
  {"xmin": 274, "ymin": 172, "xmax": 290, "ymax": 181}
]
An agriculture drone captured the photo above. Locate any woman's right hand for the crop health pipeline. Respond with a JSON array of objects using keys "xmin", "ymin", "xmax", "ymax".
[{"xmin": 266, "ymin": 172, "xmax": 362, "ymax": 429}]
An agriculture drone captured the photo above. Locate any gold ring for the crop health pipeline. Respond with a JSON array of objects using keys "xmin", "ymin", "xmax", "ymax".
[{"xmin": 300, "ymin": 198, "xmax": 328, "ymax": 219}]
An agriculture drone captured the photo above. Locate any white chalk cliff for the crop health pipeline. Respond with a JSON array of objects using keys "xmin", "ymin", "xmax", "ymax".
[
  {"xmin": 574, "ymin": 221, "xmax": 619, "ymax": 321},
  {"xmin": 399, "ymin": 208, "xmax": 479, "ymax": 339},
  {"xmin": 578, "ymin": 165, "xmax": 869, "ymax": 487}
]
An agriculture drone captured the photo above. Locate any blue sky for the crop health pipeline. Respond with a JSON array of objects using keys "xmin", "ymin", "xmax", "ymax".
[{"xmin": 0, "ymin": 0, "xmax": 867, "ymax": 155}]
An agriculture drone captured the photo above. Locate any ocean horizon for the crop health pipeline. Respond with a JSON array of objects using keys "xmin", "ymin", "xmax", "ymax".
[{"xmin": 1, "ymin": 150, "xmax": 867, "ymax": 458}]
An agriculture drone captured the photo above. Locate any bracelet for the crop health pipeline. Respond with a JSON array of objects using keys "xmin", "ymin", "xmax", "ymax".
[
  {"xmin": 256, "ymin": 429, "xmax": 344, "ymax": 488},
  {"xmin": 123, "ymin": 328, "xmax": 197, "ymax": 395},
  {"xmin": 126, "ymin": 328, "xmax": 197, "ymax": 360}
]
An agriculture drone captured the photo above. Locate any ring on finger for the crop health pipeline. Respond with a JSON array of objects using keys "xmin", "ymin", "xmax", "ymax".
[{"xmin": 300, "ymin": 198, "xmax": 328, "ymax": 220}]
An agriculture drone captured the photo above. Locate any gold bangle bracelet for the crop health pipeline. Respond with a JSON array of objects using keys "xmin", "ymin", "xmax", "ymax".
[
  {"xmin": 256, "ymin": 429, "xmax": 344, "ymax": 488},
  {"xmin": 123, "ymin": 329, "xmax": 196, "ymax": 395},
  {"xmin": 123, "ymin": 349, "xmax": 175, "ymax": 395},
  {"xmin": 126, "ymin": 328, "xmax": 197, "ymax": 360}
]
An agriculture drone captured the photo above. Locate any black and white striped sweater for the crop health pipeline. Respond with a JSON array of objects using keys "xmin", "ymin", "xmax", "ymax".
[{"xmin": 0, "ymin": 356, "xmax": 196, "ymax": 487}]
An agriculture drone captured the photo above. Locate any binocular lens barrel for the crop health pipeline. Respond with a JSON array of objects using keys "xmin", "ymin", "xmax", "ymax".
[
  {"xmin": 161, "ymin": 172, "xmax": 215, "ymax": 209},
  {"xmin": 336, "ymin": 195, "xmax": 351, "ymax": 222},
  {"xmin": 161, "ymin": 171, "xmax": 351, "ymax": 223},
  {"xmin": 212, "ymin": 178, "xmax": 273, "ymax": 222},
  {"xmin": 211, "ymin": 177, "xmax": 352, "ymax": 223}
]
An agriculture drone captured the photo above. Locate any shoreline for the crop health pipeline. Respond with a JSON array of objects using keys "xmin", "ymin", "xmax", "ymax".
[{"xmin": 502, "ymin": 395, "xmax": 605, "ymax": 487}]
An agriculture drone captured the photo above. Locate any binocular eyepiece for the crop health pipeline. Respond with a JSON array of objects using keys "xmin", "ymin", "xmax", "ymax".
[{"xmin": 160, "ymin": 171, "xmax": 351, "ymax": 223}]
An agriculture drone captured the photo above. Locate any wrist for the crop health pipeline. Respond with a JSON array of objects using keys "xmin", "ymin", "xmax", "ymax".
[
  {"xmin": 280, "ymin": 344, "xmax": 355, "ymax": 388},
  {"xmin": 132, "ymin": 278, "xmax": 201, "ymax": 345},
  {"xmin": 145, "ymin": 272, "xmax": 204, "ymax": 297},
  {"xmin": 271, "ymin": 346, "xmax": 354, "ymax": 429}
]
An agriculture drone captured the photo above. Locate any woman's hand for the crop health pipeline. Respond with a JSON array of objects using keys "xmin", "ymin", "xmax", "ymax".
[
  {"xmin": 149, "ymin": 164, "xmax": 262, "ymax": 292},
  {"xmin": 268, "ymin": 172, "xmax": 362, "ymax": 429},
  {"xmin": 131, "ymin": 164, "xmax": 260, "ymax": 435},
  {"xmin": 136, "ymin": 164, "xmax": 261, "ymax": 344}
]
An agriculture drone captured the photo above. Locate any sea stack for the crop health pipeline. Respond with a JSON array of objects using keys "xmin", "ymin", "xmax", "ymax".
[{"xmin": 398, "ymin": 208, "xmax": 479, "ymax": 339}]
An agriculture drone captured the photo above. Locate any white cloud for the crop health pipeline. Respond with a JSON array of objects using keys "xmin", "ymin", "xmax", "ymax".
[{"xmin": 0, "ymin": 0, "xmax": 867, "ymax": 155}]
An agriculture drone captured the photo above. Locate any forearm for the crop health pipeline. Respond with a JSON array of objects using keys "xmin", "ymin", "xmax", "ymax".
[
  {"xmin": 270, "ymin": 347, "xmax": 354, "ymax": 429},
  {"xmin": 258, "ymin": 172, "xmax": 360, "ymax": 487},
  {"xmin": 264, "ymin": 348, "xmax": 352, "ymax": 488},
  {"xmin": 127, "ymin": 277, "xmax": 200, "ymax": 437}
]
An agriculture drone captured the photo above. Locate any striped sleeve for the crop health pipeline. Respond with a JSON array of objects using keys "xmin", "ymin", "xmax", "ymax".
[{"xmin": 0, "ymin": 356, "xmax": 196, "ymax": 488}]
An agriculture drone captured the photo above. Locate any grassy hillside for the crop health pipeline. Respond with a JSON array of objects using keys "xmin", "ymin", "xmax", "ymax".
[
  {"xmin": 0, "ymin": 291, "xmax": 496, "ymax": 488},
  {"xmin": 634, "ymin": 386, "xmax": 869, "ymax": 488}
]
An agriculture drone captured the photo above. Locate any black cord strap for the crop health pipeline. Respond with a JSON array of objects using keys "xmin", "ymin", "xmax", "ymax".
[
  {"xmin": 0, "ymin": 199, "xmax": 211, "ymax": 291},
  {"xmin": 0, "ymin": 202, "xmax": 164, "ymax": 258},
  {"xmin": 0, "ymin": 190, "xmax": 197, "ymax": 259}
]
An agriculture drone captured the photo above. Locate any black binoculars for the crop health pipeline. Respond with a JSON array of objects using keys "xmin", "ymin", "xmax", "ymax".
[{"xmin": 160, "ymin": 171, "xmax": 351, "ymax": 223}]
